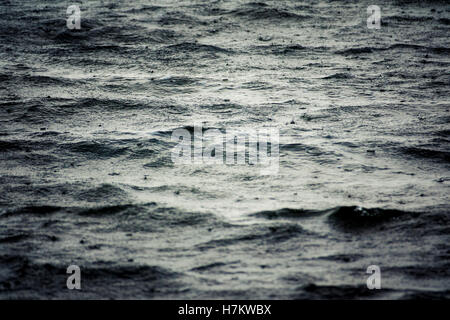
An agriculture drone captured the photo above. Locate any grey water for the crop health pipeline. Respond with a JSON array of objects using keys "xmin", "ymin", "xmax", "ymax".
[{"xmin": 0, "ymin": 0, "xmax": 449, "ymax": 299}]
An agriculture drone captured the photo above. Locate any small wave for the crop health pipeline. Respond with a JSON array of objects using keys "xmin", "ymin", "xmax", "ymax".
[
  {"xmin": 389, "ymin": 43, "xmax": 450, "ymax": 55},
  {"xmin": 40, "ymin": 18, "xmax": 103, "ymax": 42},
  {"xmin": 75, "ymin": 184, "xmax": 129, "ymax": 203},
  {"xmin": 315, "ymin": 254, "xmax": 363, "ymax": 263},
  {"xmin": 19, "ymin": 153, "xmax": 61, "ymax": 166},
  {"xmin": 30, "ymin": 131, "xmax": 61, "ymax": 138},
  {"xmin": 152, "ymin": 125, "xmax": 219, "ymax": 137},
  {"xmin": 150, "ymin": 75, "xmax": 199, "ymax": 86},
  {"xmin": 77, "ymin": 204, "xmax": 141, "ymax": 217},
  {"xmin": 61, "ymin": 140, "xmax": 129, "ymax": 159},
  {"xmin": 0, "ymin": 255, "xmax": 177, "ymax": 297},
  {"xmin": 143, "ymin": 157, "xmax": 174, "ymax": 168},
  {"xmin": 162, "ymin": 42, "xmax": 231, "ymax": 54},
  {"xmin": 275, "ymin": 44, "xmax": 308, "ymax": 54},
  {"xmin": 384, "ymin": 264, "xmax": 450, "ymax": 280},
  {"xmin": 0, "ymin": 140, "xmax": 26, "ymax": 152},
  {"xmin": 17, "ymin": 104, "xmax": 77, "ymax": 124},
  {"xmin": 327, "ymin": 206, "xmax": 415, "ymax": 229},
  {"xmin": 251, "ymin": 208, "xmax": 325, "ymax": 220},
  {"xmin": 53, "ymin": 29, "xmax": 89, "ymax": 41},
  {"xmin": 20, "ymin": 74, "xmax": 80, "ymax": 86},
  {"xmin": 251, "ymin": 44, "xmax": 317, "ymax": 56},
  {"xmin": 148, "ymin": 75, "xmax": 202, "ymax": 94},
  {"xmin": 75, "ymin": 44, "xmax": 127, "ymax": 53},
  {"xmin": 190, "ymin": 262, "xmax": 228, "ymax": 272},
  {"xmin": 197, "ymin": 224, "xmax": 311, "ymax": 251},
  {"xmin": 147, "ymin": 28, "xmax": 181, "ymax": 43},
  {"xmin": 382, "ymin": 15, "xmax": 434, "ymax": 26},
  {"xmin": 125, "ymin": 6, "xmax": 163, "ymax": 14},
  {"xmin": 296, "ymin": 283, "xmax": 388, "ymax": 299},
  {"xmin": 321, "ymin": 73, "xmax": 354, "ymax": 80},
  {"xmin": 82, "ymin": 264, "xmax": 177, "ymax": 282},
  {"xmin": 240, "ymin": 80, "xmax": 273, "ymax": 90},
  {"xmin": 228, "ymin": 6, "xmax": 309, "ymax": 21},
  {"xmin": 336, "ymin": 47, "xmax": 375, "ymax": 55},
  {"xmin": 435, "ymin": 129, "xmax": 450, "ymax": 138},
  {"xmin": 68, "ymin": 97, "xmax": 148, "ymax": 110},
  {"xmin": 252, "ymin": 206, "xmax": 417, "ymax": 230},
  {"xmin": 0, "ymin": 233, "xmax": 30, "ymax": 244},
  {"xmin": 337, "ymin": 44, "xmax": 450, "ymax": 55},
  {"xmin": 73, "ymin": 203, "xmax": 226, "ymax": 230},
  {"xmin": 400, "ymin": 146, "xmax": 450, "ymax": 163},
  {"xmin": 200, "ymin": 103, "xmax": 243, "ymax": 114},
  {"xmin": 1, "ymin": 205, "xmax": 61, "ymax": 218},
  {"xmin": 157, "ymin": 12, "xmax": 202, "ymax": 26},
  {"xmin": 280, "ymin": 143, "xmax": 334, "ymax": 157}
]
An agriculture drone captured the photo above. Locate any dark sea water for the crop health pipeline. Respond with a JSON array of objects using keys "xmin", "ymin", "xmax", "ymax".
[{"xmin": 0, "ymin": 0, "xmax": 449, "ymax": 299}]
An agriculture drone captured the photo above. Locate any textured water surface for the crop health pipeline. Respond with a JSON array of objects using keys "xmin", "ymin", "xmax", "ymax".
[{"xmin": 0, "ymin": 0, "xmax": 449, "ymax": 299}]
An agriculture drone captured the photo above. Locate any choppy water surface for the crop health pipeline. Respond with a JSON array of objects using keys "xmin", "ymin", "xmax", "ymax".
[{"xmin": 0, "ymin": 0, "xmax": 449, "ymax": 299}]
